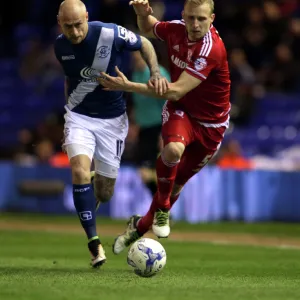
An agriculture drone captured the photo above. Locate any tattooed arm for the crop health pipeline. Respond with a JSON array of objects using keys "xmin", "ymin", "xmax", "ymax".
[
  {"xmin": 140, "ymin": 36, "xmax": 160, "ymax": 77},
  {"xmin": 139, "ymin": 36, "xmax": 169, "ymax": 95}
]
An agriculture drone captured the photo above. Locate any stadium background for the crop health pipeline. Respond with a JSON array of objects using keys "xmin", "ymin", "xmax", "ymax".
[
  {"xmin": 0, "ymin": 0, "xmax": 300, "ymax": 220},
  {"xmin": 1, "ymin": 2, "xmax": 300, "ymax": 299}
]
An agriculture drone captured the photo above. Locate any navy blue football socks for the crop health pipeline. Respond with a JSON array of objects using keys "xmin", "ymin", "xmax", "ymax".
[{"xmin": 73, "ymin": 184, "xmax": 98, "ymax": 240}]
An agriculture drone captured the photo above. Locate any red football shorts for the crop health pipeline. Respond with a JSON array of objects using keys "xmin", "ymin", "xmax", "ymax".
[{"xmin": 161, "ymin": 102, "xmax": 227, "ymax": 185}]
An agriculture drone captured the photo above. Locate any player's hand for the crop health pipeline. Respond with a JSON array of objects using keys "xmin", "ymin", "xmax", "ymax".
[
  {"xmin": 148, "ymin": 73, "xmax": 170, "ymax": 96},
  {"xmin": 98, "ymin": 66, "xmax": 130, "ymax": 91},
  {"xmin": 129, "ymin": 0, "xmax": 153, "ymax": 17}
]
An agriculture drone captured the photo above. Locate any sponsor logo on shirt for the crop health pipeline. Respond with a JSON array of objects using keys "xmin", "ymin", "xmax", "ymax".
[
  {"xmin": 62, "ymin": 55, "xmax": 75, "ymax": 60},
  {"xmin": 171, "ymin": 55, "xmax": 187, "ymax": 69},
  {"xmin": 80, "ymin": 67, "xmax": 100, "ymax": 79}
]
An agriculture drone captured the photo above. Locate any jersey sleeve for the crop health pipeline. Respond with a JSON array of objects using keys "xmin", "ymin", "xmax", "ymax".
[
  {"xmin": 114, "ymin": 25, "xmax": 142, "ymax": 51},
  {"xmin": 185, "ymin": 55, "xmax": 218, "ymax": 81},
  {"xmin": 153, "ymin": 21, "xmax": 170, "ymax": 41}
]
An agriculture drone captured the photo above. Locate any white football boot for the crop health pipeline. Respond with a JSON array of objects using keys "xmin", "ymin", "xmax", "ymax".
[
  {"xmin": 88, "ymin": 238, "xmax": 106, "ymax": 268},
  {"xmin": 152, "ymin": 210, "xmax": 170, "ymax": 238},
  {"xmin": 113, "ymin": 215, "xmax": 142, "ymax": 254}
]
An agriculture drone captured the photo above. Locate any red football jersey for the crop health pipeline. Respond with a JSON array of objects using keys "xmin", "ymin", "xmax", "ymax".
[{"xmin": 153, "ymin": 20, "xmax": 231, "ymax": 126}]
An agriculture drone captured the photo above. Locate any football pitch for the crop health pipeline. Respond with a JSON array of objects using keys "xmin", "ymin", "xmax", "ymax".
[{"xmin": 1, "ymin": 214, "xmax": 300, "ymax": 300}]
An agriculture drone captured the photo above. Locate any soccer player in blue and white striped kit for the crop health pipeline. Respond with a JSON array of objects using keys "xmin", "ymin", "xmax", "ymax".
[{"xmin": 54, "ymin": 0, "xmax": 169, "ymax": 268}]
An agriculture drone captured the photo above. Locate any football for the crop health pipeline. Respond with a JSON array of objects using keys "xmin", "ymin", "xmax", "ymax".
[{"xmin": 127, "ymin": 238, "xmax": 167, "ymax": 277}]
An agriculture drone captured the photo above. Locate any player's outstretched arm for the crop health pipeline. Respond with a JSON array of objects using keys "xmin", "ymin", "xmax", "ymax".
[
  {"xmin": 130, "ymin": 0, "xmax": 158, "ymax": 39},
  {"xmin": 99, "ymin": 67, "xmax": 202, "ymax": 102},
  {"xmin": 139, "ymin": 36, "xmax": 169, "ymax": 94}
]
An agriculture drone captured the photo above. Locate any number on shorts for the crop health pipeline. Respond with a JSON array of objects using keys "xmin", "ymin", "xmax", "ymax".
[
  {"xmin": 116, "ymin": 140, "xmax": 123, "ymax": 158},
  {"xmin": 192, "ymin": 154, "xmax": 213, "ymax": 173},
  {"xmin": 199, "ymin": 154, "xmax": 213, "ymax": 167}
]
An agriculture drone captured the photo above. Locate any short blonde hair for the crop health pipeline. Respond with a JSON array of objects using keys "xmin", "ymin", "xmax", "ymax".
[{"xmin": 184, "ymin": 0, "xmax": 214, "ymax": 13}]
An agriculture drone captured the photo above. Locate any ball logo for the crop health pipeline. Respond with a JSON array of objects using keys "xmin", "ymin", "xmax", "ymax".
[{"xmin": 80, "ymin": 67, "xmax": 100, "ymax": 79}]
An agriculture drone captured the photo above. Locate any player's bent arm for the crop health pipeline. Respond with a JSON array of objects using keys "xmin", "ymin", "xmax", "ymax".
[
  {"xmin": 139, "ymin": 36, "xmax": 160, "ymax": 76},
  {"xmin": 137, "ymin": 15, "xmax": 159, "ymax": 39},
  {"xmin": 127, "ymin": 71, "xmax": 202, "ymax": 101}
]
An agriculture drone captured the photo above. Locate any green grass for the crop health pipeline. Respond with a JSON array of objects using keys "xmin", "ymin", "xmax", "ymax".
[
  {"xmin": 2, "ymin": 212, "xmax": 300, "ymax": 237},
  {"xmin": 0, "ymin": 230, "xmax": 300, "ymax": 300}
]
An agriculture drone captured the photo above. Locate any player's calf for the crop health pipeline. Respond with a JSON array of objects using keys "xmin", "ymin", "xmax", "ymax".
[
  {"xmin": 91, "ymin": 172, "xmax": 116, "ymax": 210},
  {"xmin": 90, "ymin": 171, "xmax": 101, "ymax": 211},
  {"xmin": 93, "ymin": 173, "xmax": 116, "ymax": 202}
]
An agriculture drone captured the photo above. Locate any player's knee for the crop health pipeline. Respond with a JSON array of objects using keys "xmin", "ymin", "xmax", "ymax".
[
  {"xmin": 71, "ymin": 166, "xmax": 90, "ymax": 184},
  {"xmin": 70, "ymin": 155, "xmax": 91, "ymax": 184},
  {"xmin": 94, "ymin": 185, "xmax": 114, "ymax": 203},
  {"xmin": 163, "ymin": 142, "xmax": 185, "ymax": 163}
]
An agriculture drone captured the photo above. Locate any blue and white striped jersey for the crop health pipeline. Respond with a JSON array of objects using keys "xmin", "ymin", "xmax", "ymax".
[{"xmin": 54, "ymin": 21, "xmax": 142, "ymax": 119}]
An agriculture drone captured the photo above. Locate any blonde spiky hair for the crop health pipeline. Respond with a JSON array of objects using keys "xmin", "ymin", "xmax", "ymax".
[{"xmin": 184, "ymin": 0, "xmax": 215, "ymax": 13}]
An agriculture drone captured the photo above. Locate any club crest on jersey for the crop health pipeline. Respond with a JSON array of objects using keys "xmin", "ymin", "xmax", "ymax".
[
  {"xmin": 194, "ymin": 57, "xmax": 207, "ymax": 71},
  {"xmin": 171, "ymin": 55, "xmax": 187, "ymax": 69},
  {"xmin": 173, "ymin": 45, "xmax": 179, "ymax": 52},
  {"xmin": 80, "ymin": 67, "xmax": 100, "ymax": 79},
  {"xmin": 97, "ymin": 45, "xmax": 111, "ymax": 58}
]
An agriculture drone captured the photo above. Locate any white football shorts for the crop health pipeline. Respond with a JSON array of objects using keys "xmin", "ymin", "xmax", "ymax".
[{"xmin": 63, "ymin": 106, "xmax": 128, "ymax": 178}]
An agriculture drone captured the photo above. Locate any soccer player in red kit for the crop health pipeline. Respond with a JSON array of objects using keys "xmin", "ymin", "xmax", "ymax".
[{"xmin": 98, "ymin": 0, "xmax": 231, "ymax": 254}]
